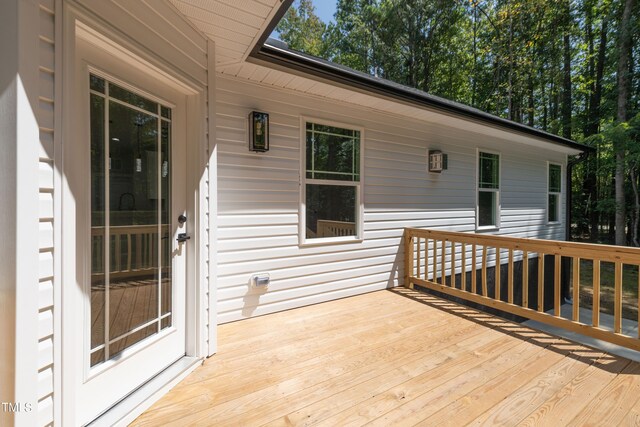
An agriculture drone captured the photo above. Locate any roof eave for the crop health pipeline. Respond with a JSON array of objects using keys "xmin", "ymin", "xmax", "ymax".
[{"xmin": 247, "ymin": 10, "xmax": 592, "ymax": 154}]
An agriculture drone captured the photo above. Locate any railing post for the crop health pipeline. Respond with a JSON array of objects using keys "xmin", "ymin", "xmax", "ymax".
[{"xmin": 404, "ymin": 229, "xmax": 414, "ymax": 289}]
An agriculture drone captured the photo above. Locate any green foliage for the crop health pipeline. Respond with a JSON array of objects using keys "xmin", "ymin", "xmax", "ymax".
[
  {"xmin": 276, "ymin": 0, "xmax": 639, "ymax": 244},
  {"xmin": 276, "ymin": 0, "xmax": 327, "ymax": 57}
]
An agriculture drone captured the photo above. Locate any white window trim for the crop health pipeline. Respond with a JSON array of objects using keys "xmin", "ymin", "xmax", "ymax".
[
  {"xmin": 547, "ymin": 161, "xmax": 563, "ymax": 225},
  {"xmin": 299, "ymin": 116, "xmax": 365, "ymax": 246},
  {"xmin": 476, "ymin": 148, "xmax": 501, "ymax": 231}
]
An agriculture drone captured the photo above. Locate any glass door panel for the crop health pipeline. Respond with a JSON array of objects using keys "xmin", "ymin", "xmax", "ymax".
[{"xmin": 90, "ymin": 75, "xmax": 173, "ymax": 367}]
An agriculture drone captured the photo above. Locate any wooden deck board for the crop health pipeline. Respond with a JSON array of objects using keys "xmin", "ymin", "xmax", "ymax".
[{"xmin": 132, "ymin": 289, "xmax": 640, "ymax": 426}]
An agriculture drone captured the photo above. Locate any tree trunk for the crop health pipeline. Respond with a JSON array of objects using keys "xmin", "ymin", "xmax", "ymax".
[
  {"xmin": 585, "ymin": 19, "xmax": 608, "ymax": 239},
  {"xmin": 614, "ymin": 0, "xmax": 635, "ymax": 246},
  {"xmin": 508, "ymin": 8, "xmax": 514, "ymax": 121},
  {"xmin": 588, "ymin": 18, "xmax": 608, "ymax": 136},
  {"xmin": 583, "ymin": 5, "xmax": 594, "ymax": 136},
  {"xmin": 472, "ymin": 3, "xmax": 478, "ymax": 107},
  {"xmin": 561, "ymin": 0, "xmax": 572, "ymax": 140},
  {"xmin": 630, "ymin": 167, "xmax": 640, "ymax": 246}
]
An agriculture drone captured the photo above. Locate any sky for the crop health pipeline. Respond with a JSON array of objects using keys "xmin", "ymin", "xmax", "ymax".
[
  {"xmin": 272, "ymin": 1, "xmax": 337, "ymax": 39},
  {"xmin": 311, "ymin": 1, "xmax": 337, "ymax": 24}
]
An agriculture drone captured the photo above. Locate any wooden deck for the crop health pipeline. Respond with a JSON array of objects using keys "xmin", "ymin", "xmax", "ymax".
[{"xmin": 132, "ymin": 289, "xmax": 640, "ymax": 426}]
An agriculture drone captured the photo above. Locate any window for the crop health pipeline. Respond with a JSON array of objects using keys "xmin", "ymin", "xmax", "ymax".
[
  {"xmin": 548, "ymin": 163, "xmax": 562, "ymax": 223},
  {"xmin": 477, "ymin": 151, "xmax": 500, "ymax": 229},
  {"xmin": 303, "ymin": 120, "xmax": 361, "ymax": 242}
]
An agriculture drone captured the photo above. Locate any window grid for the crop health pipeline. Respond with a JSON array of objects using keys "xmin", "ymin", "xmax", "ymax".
[
  {"xmin": 303, "ymin": 120, "xmax": 362, "ymax": 242},
  {"xmin": 548, "ymin": 163, "xmax": 562, "ymax": 223},
  {"xmin": 306, "ymin": 123, "xmax": 360, "ymax": 182},
  {"xmin": 477, "ymin": 151, "xmax": 500, "ymax": 229},
  {"xmin": 89, "ymin": 73, "xmax": 172, "ymax": 369}
]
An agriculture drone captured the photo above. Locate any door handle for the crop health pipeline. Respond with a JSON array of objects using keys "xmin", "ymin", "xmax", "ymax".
[{"xmin": 177, "ymin": 233, "xmax": 191, "ymax": 243}]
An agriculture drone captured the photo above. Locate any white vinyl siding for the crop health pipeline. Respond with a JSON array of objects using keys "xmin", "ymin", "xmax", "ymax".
[
  {"xmin": 215, "ymin": 72, "xmax": 568, "ymax": 324},
  {"xmin": 37, "ymin": 1, "xmax": 56, "ymax": 424}
]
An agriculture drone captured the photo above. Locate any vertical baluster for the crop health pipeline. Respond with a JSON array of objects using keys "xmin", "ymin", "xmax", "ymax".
[
  {"xmin": 472, "ymin": 243, "xmax": 477, "ymax": 294},
  {"xmin": 482, "ymin": 246, "xmax": 488, "ymax": 297},
  {"xmin": 538, "ymin": 254, "xmax": 545, "ymax": 312},
  {"xmin": 416, "ymin": 237, "xmax": 421, "ymax": 280},
  {"xmin": 432, "ymin": 239, "xmax": 438, "ymax": 283},
  {"xmin": 593, "ymin": 260, "xmax": 600, "ymax": 327},
  {"xmin": 115, "ymin": 233, "xmax": 121, "ymax": 273},
  {"xmin": 127, "ymin": 232, "xmax": 132, "ymax": 272},
  {"xmin": 441, "ymin": 240, "xmax": 446, "ymax": 286},
  {"xmin": 136, "ymin": 233, "xmax": 142, "ymax": 270},
  {"xmin": 495, "ymin": 247, "xmax": 501, "ymax": 301},
  {"xmin": 461, "ymin": 242, "xmax": 467, "ymax": 291},
  {"xmin": 614, "ymin": 261, "xmax": 622, "ymax": 334},
  {"xmin": 404, "ymin": 231, "xmax": 413, "ymax": 288},
  {"xmin": 451, "ymin": 242, "xmax": 456, "ymax": 288},
  {"xmin": 523, "ymin": 250, "xmax": 529, "ymax": 308},
  {"xmin": 573, "ymin": 257, "xmax": 580, "ymax": 322},
  {"xmin": 554, "ymin": 254, "xmax": 561, "ymax": 317},
  {"xmin": 508, "ymin": 249, "xmax": 514, "ymax": 304}
]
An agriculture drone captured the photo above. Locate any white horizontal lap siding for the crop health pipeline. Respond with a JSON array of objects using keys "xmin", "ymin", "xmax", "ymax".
[
  {"xmin": 500, "ymin": 148, "xmax": 567, "ymax": 241},
  {"xmin": 38, "ymin": 1, "xmax": 55, "ymax": 424},
  {"xmin": 215, "ymin": 73, "xmax": 570, "ymax": 323}
]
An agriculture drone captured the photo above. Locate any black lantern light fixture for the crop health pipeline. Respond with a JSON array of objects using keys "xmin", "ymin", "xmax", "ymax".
[
  {"xmin": 428, "ymin": 149, "xmax": 448, "ymax": 173},
  {"xmin": 249, "ymin": 111, "xmax": 269, "ymax": 152}
]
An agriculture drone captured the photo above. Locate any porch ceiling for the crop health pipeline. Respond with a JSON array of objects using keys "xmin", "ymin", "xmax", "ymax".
[
  {"xmin": 168, "ymin": 0, "xmax": 288, "ymax": 65},
  {"xmin": 132, "ymin": 289, "xmax": 640, "ymax": 425}
]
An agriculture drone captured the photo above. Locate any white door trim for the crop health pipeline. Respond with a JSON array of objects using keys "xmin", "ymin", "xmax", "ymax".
[{"xmin": 60, "ymin": 3, "xmax": 210, "ymax": 424}]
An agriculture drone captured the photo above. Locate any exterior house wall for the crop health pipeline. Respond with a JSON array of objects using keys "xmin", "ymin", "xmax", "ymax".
[
  {"xmin": 4, "ymin": 0, "xmax": 579, "ymax": 422},
  {"xmin": 215, "ymin": 74, "xmax": 567, "ymax": 324}
]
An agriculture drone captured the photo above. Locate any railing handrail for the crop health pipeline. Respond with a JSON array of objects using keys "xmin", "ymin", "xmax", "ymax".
[
  {"xmin": 404, "ymin": 227, "xmax": 640, "ymax": 352},
  {"xmin": 91, "ymin": 224, "xmax": 168, "ymax": 236},
  {"xmin": 405, "ymin": 227, "xmax": 640, "ymax": 264}
]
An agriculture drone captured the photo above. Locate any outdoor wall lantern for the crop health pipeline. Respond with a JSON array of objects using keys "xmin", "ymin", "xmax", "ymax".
[
  {"xmin": 428, "ymin": 150, "xmax": 448, "ymax": 173},
  {"xmin": 249, "ymin": 111, "xmax": 269, "ymax": 152}
]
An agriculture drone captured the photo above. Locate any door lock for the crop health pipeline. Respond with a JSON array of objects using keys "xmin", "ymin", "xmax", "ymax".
[{"xmin": 177, "ymin": 214, "xmax": 189, "ymax": 242}]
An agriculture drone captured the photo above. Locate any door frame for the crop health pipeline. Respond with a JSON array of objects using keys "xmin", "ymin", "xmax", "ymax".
[{"xmin": 59, "ymin": 3, "xmax": 211, "ymax": 425}]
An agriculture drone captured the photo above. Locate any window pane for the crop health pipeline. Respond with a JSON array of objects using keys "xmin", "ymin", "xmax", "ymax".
[
  {"xmin": 479, "ymin": 152, "xmax": 499, "ymax": 189},
  {"xmin": 306, "ymin": 122, "xmax": 360, "ymax": 181},
  {"xmin": 109, "ymin": 83, "xmax": 158, "ymax": 114},
  {"xmin": 108, "ymin": 101, "xmax": 159, "ymax": 342},
  {"xmin": 90, "ymin": 93, "xmax": 105, "ymax": 362},
  {"xmin": 90, "ymin": 75, "xmax": 105, "ymax": 93},
  {"xmin": 548, "ymin": 194, "xmax": 559, "ymax": 222},
  {"xmin": 312, "ymin": 123, "xmax": 359, "ymax": 138},
  {"xmin": 161, "ymin": 106, "xmax": 171, "ymax": 120},
  {"xmin": 306, "ymin": 184, "xmax": 357, "ymax": 239},
  {"xmin": 478, "ymin": 191, "xmax": 497, "ymax": 227},
  {"xmin": 549, "ymin": 164, "xmax": 561, "ymax": 192}
]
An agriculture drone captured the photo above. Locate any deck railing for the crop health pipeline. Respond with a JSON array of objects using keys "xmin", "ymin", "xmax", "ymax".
[
  {"xmin": 316, "ymin": 220, "xmax": 356, "ymax": 238},
  {"xmin": 404, "ymin": 228, "xmax": 640, "ymax": 351},
  {"xmin": 91, "ymin": 224, "xmax": 169, "ymax": 279}
]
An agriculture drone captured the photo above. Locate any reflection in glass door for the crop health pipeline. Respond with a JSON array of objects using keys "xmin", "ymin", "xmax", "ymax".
[{"xmin": 89, "ymin": 74, "xmax": 173, "ymax": 367}]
